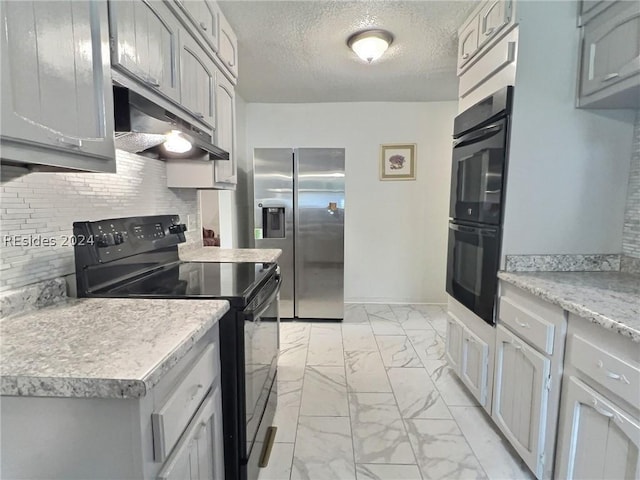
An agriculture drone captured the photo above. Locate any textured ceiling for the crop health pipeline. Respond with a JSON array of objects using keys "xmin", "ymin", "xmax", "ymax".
[{"xmin": 218, "ymin": 1, "xmax": 477, "ymax": 103}]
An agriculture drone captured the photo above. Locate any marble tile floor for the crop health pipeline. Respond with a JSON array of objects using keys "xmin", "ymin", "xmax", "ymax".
[{"xmin": 259, "ymin": 304, "xmax": 534, "ymax": 480}]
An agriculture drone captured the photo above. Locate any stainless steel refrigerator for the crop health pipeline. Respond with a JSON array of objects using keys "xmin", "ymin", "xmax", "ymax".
[{"xmin": 253, "ymin": 148, "xmax": 345, "ymax": 320}]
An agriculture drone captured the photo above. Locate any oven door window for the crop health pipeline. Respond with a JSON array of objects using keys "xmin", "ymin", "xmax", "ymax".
[
  {"xmin": 446, "ymin": 222, "xmax": 500, "ymax": 324},
  {"xmin": 243, "ymin": 276, "xmax": 280, "ymax": 458},
  {"xmin": 450, "ymin": 119, "xmax": 506, "ymax": 225}
]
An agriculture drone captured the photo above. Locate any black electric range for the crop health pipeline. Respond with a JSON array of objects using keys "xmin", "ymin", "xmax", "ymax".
[{"xmin": 73, "ymin": 215, "xmax": 280, "ymax": 480}]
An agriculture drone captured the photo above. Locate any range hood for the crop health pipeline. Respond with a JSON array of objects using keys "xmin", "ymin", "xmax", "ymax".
[{"xmin": 113, "ymin": 86, "xmax": 229, "ymax": 161}]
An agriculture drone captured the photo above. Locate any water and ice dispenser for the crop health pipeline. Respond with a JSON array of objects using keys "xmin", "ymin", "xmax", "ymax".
[{"xmin": 262, "ymin": 207, "xmax": 285, "ymax": 238}]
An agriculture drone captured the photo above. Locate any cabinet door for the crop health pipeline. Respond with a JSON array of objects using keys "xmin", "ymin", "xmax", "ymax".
[
  {"xmin": 0, "ymin": 0, "xmax": 115, "ymax": 167},
  {"xmin": 158, "ymin": 387, "xmax": 224, "ymax": 480},
  {"xmin": 218, "ymin": 10, "xmax": 238, "ymax": 79},
  {"xmin": 179, "ymin": 32, "xmax": 216, "ymax": 129},
  {"xmin": 458, "ymin": 16, "xmax": 479, "ymax": 71},
  {"xmin": 478, "ymin": 0, "xmax": 512, "ymax": 47},
  {"xmin": 109, "ymin": 0, "xmax": 180, "ymax": 102},
  {"xmin": 445, "ymin": 313, "xmax": 464, "ymax": 374},
  {"xmin": 556, "ymin": 377, "xmax": 640, "ymax": 480},
  {"xmin": 580, "ymin": 1, "xmax": 640, "ymax": 97},
  {"xmin": 460, "ymin": 327, "xmax": 489, "ymax": 407},
  {"xmin": 493, "ymin": 325, "xmax": 551, "ymax": 478},
  {"xmin": 214, "ymin": 67, "xmax": 237, "ymax": 185},
  {"xmin": 175, "ymin": 0, "xmax": 220, "ymax": 53},
  {"xmin": 193, "ymin": 385, "xmax": 225, "ymax": 480}
]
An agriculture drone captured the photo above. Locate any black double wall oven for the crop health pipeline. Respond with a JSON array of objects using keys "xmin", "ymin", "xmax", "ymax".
[
  {"xmin": 446, "ymin": 86, "xmax": 513, "ymax": 325},
  {"xmin": 73, "ymin": 215, "xmax": 280, "ymax": 480}
]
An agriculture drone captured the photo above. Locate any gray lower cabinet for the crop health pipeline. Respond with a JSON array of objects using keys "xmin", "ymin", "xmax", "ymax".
[
  {"xmin": 555, "ymin": 377, "xmax": 640, "ymax": 479},
  {"xmin": 493, "ymin": 325, "xmax": 551, "ymax": 478},
  {"xmin": 493, "ymin": 283, "xmax": 567, "ymax": 480},
  {"xmin": 578, "ymin": 0, "xmax": 640, "ymax": 108},
  {"xmin": 555, "ymin": 315, "xmax": 640, "ymax": 479},
  {"xmin": 0, "ymin": 325, "xmax": 223, "ymax": 480},
  {"xmin": 0, "ymin": 0, "xmax": 115, "ymax": 172}
]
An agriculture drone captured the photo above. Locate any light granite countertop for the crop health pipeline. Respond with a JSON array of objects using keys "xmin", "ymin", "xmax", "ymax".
[
  {"xmin": 0, "ymin": 298, "xmax": 229, "ymax": 398},
  {"xmin": 498, "ymin": 271, "xmax": 640, "ymax": 342},
  {"xmin": 180, "ymin": 247, "xmax": 282, "ymax": 263}
]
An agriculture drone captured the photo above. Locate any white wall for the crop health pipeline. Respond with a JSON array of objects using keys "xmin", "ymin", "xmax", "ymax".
[
  {"xmin": 245, "ymin": 101, "xmax": 457, "ymax": 303},
  {"xmin": 501, "ymin": 0, "xmax": 635, "ymax": 258}
]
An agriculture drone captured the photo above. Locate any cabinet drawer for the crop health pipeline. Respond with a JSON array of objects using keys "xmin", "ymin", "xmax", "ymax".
[
  {"xmin": 499, "ymin": 296, "xmax": 555, "ymax": 355},
  {"xmin": 570, "ymin": 334, "xmax": 640, "ymax": 408},
  {"xmin": 152, "ymin": 342, "xmax": 219, "ymax": 462}
]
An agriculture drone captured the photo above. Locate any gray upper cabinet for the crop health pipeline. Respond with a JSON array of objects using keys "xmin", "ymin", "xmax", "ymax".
[
  {"xmin": 578, "ymin": 0, "xmax": 640, "ymax": 108},
  {"xmin": 109, "ymin": 0, "xmax": 180, "ymax": 102},
  {"xmin": 174, "ymin": 0, "xmax": 220, "ymax": 54},
  {"xmin": 218, "ymin": 10, "xmax": 238, "ymax": 79},
  {"xmin": 478, "ymin": 0, "xmax": 512, "ymax": 48},
  {"xmin": 179, "ymin": 31, "xmax": 216, "ymax": 129},
  {"xmin": 214, "ymin": 67, "xmax": 237, "ymax": 186},
  {"xmin": 0, "ymin": 0, "xmax": 115, "ymax": 172},
  {"xmin": 458, "ymin": 16, "xmax": 480, "ymax": 71}
]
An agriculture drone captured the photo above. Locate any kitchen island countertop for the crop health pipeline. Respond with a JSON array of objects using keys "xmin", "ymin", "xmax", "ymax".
[
  {"xmin": 498, "ymin": 271, "xmax": 640, "ymax": 342},
  {"xmin": 0, "ymin": 298, "xmax": 229, "ymax": 398},
  {"xmin": 180, "ymin": 247, "xmax": 282, "ymax": 263}
]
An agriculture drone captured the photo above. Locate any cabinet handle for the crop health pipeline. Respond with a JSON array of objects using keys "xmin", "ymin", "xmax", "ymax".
[
  {"xmin": 465, "ymin": 336, "xmax": 476, "ymax": 344},
  {"xmin": 596, "ymin": 360, "xmax": 630, "ymax": 384},
  {"xmin": 462, "ymin": 53, "xmax": 470, "ymax": 60},
  {"xmin": 200, "ymin": 22, "xmax": 208, "ymax": 31},
  {"xmin": 227, "ymin": 59, "xmax": 234, "ymax": 68},
  {"xmin": 194, "ymin": 112, "xmax": 205, "ymax": 119},
  {"xmin": 511, "ymin": 341, "xmax": 522, "ymax": 350},
  {"xmin": 193, "ymin": 421, "xmax": 208, "ymax": 440},
  {"xmin": 515, "ymin": 318, "xmax": 530, "ymax": 329},
  {"xmin": 484, "ymin": 27, "xmax": 495, "ymax": 36},
  {"xmin": 190, "ymin": 384, "xmax": 204, "ymax": 401},
  {"xmin": 57, "ymin": 136, "xmax": 82, "ymax": 148},
  {"xmin": 603, "ymin": 72, "xmax": 620, "ymax": 82},
  {"xmin": 591, "ymin": 398, "xmax": 615, "ymax": 418}
]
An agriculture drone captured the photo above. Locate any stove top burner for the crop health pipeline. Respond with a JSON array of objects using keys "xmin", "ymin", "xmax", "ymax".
[{"xmin": 93, "ymin": 262, "xmax": 276, "ymax": 306}]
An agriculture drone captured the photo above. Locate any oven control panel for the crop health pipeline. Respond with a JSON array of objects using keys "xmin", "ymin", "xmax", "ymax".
[{"xmin": 73, "ymin": 215, "xmax": 187, "ymax": 263}]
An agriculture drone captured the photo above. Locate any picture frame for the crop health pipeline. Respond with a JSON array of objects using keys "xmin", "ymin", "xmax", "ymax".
[{"xmin": 380, "ymin": 143, "xmax": 416, "ymax": 181}]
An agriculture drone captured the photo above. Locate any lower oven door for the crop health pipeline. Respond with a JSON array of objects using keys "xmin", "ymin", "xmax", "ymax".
[
  {"xmin": 241, "ymin": 272, "xmax": 281, "ymax": 467},
  {"xmin": 446, "ymin": 221, "xmax": 500, "ymax": 325}
]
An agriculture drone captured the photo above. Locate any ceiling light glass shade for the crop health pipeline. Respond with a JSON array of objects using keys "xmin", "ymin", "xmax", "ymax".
[
  {"xmin": 347, "ymin": 29, "xmax": 393, "ymax": 63},
  {"xmin": 163, "ymin": 130, "xmax": 192, "ymax": 154}
]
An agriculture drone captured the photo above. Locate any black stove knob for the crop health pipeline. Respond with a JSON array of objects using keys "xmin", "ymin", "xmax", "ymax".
[
  {"xmin": 97, "ymin": 233, "xmax": 114, "ymax": 248},
  {"xmin": 169, "ymin": 224, "xmax": 187, "ymax": 234},
  {"xmin": 113, "ymin": 232, "xmax": 125, "ymax": 245}
]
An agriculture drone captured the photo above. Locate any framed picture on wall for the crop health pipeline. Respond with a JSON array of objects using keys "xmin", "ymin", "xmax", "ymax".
[{"xmin": 380, "ymin": 144, "xmax": 416, "ymax": 180}]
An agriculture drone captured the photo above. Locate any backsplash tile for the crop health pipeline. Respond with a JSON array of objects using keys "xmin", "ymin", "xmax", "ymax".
[
  {"xmin": 622, "ymin": 110, "xmax": 640, "ymax": 259},
  {"xmin": 0, "ymin": 151, "xmax": 200, "ymax": 292},
  {"xmin": 504, "ymin": 254, "xmax": 621, "ymax": 272}
]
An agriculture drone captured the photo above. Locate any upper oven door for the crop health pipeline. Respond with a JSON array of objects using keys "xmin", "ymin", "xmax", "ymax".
[
  {"xmin": 450, "ymin": 117, "xmax": 507, "ymax": 225},
  {"xmin": 446, "ymin": 221, "xmax": 500, "ymax": 325},
  {"xmin": 241, "ymin": 271, "xmax": 280, "ymax": 461}
]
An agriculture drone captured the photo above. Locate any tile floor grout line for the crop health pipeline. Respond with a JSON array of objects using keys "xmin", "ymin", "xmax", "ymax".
[
  {"xmin": 340, "ymin": 314, "xmax": 359, "ymax": 480},
  {"xmin": 288, "ymin": 321, "xmax": 311, "ymax": 479}
]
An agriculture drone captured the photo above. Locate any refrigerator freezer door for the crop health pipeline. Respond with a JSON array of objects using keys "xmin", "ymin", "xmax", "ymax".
[
  {"xmin": 254, "ymin": 148, "xmax": 295, "ymax": 318},
  {"xmin": 295, "ymin": 148, "xmax": 345, "ymax": 319}
]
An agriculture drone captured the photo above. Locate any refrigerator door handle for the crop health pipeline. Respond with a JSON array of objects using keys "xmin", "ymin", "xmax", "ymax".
[{"xmin": 293, "ymin": 150, "xmax": 301, "ymax": 318}]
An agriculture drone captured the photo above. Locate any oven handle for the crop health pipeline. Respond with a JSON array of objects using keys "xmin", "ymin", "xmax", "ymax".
[
  {"xmin": 450, "ymin": 223, "xmax": 498, "ymax": 237},
  {"xmin": 243, "ymin": 273, "xmax": 282, "ymax": 322},
  {"xmin": 453, "ymin": 123, "xmax": 503, "ymax": 148}
]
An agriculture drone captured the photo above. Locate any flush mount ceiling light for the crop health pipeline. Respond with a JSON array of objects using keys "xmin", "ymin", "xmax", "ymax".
[{"xmin": 347, "ymin": 29, "xmax": 394, "ymax": 63}]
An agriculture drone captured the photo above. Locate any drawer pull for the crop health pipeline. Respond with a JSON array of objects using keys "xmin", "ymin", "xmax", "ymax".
[
  {"xmin": 194, "ymin": 112, "xmax": 205, "ymax": 119},
  {"xmin": 200, "ymin": 22, "xmax": 208, "ymax": 31},
  {"xmin": 190, "ymin": 384, "xmax": 204, "ymax": 401},
  {"xmin": 596, "ymin": 360, "xmax": 631, "ymax": 384},
  {"xmin": 462, "ymin": 52, "xmax": 470, "ymax": 60},
  {"xmin": 57, "ymin": 136, "xmax": 82, "ymax": 148},
  {"xmin": 484, "ymin": 27, "xmax": 495, "ymax": 36},
  {"xmin": 515, "ymin": 318, "xmax": 530, "ymax": 329},
  {"xmin": 603, "ymin": 72, "xmax": 620, "ymax": 82}
]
